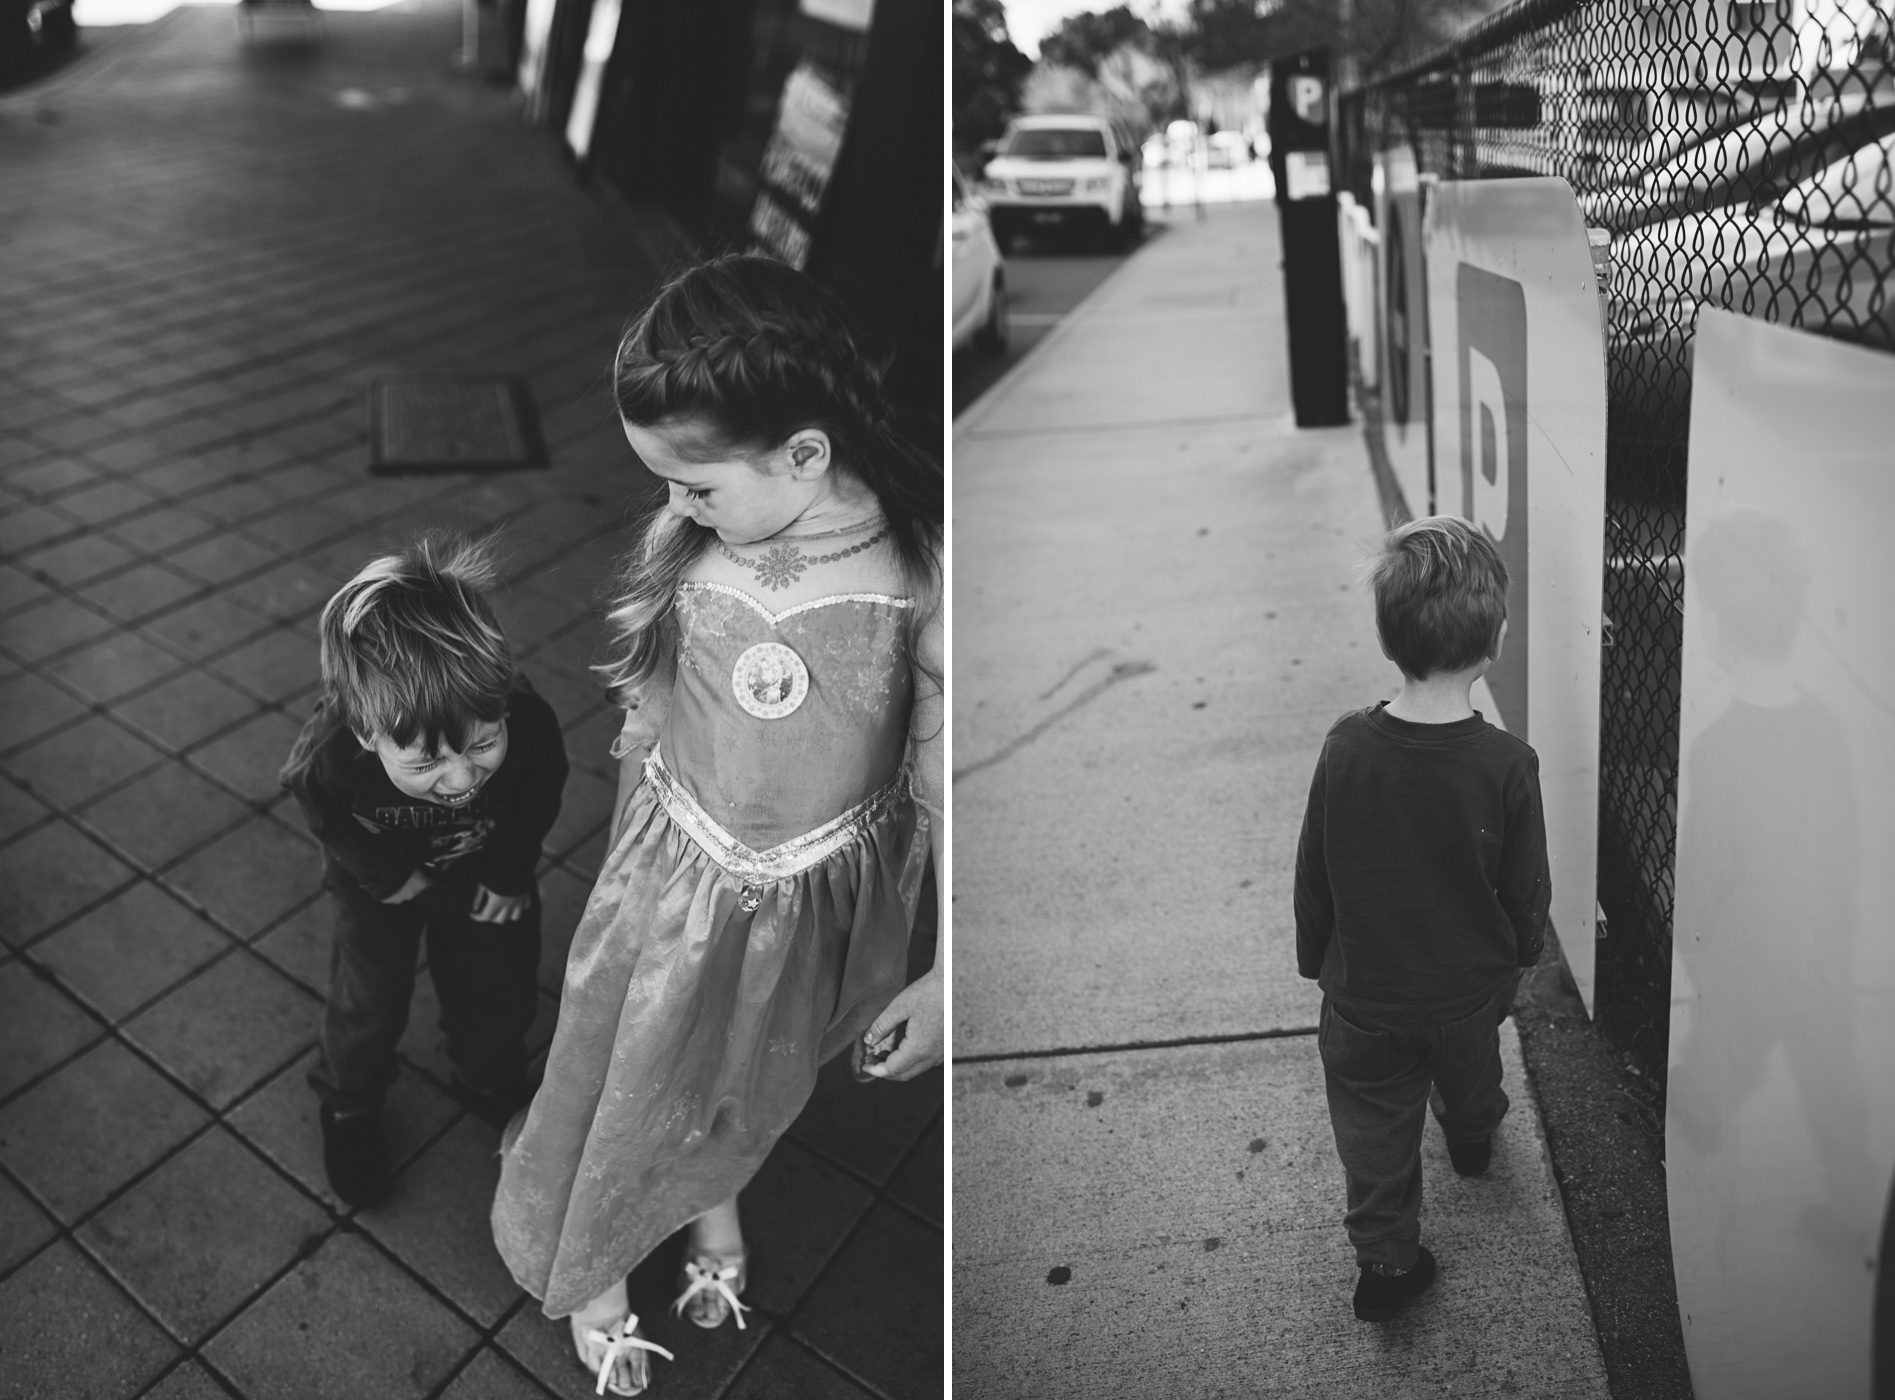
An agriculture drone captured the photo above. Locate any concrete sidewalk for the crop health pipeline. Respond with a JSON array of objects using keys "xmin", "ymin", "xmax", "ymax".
[
  {"xmin": 950, "ymin": 202, "xmax": 1609, "ymax": 1396},
  {"xmin": 0, "ymin": 7, "xmax": 939, "ymax": 1398}
]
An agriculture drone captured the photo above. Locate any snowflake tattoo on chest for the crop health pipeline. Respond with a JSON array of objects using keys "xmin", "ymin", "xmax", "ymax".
[
  {"xmin": 715, "ymin": 527, "xmax": 889, "ymax": 592},
  {"xmin": 752, "ymin": 544, "xmax": 808, "ymax": 591}
]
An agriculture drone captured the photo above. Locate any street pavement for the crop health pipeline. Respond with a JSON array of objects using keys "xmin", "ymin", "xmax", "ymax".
[
  {"xmin": 950, "ymin": 201, "xmax": 1611, "ymax": 1396},
  {"xmin": 952, "ymin": 242, "xmax": 1129, "ymax": 419},
  {"xmin": 0, "ymin": 6, "xmax": 940, "ymax": 1398}
]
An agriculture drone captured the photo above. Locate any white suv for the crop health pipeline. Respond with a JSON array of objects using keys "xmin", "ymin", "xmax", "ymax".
[{"xmin": 980, "ymin": 114, "xmax": 1144, "ymax": 251}]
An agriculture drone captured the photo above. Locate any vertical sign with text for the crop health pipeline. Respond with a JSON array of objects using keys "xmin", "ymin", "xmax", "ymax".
[
  {"xmin": 1424, "ymin": 177, "xmax": 1607, "ymax": 1009},
  {"xmin": 1456, "ymin": 263, "xmax": 1530, "ymax": 734},
  {"xmin": 749, "ymin": 64, "xmax": 851, "ymax": 271}
]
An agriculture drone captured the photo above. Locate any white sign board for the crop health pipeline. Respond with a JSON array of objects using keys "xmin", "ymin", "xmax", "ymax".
[
  {"xmin": 563, "ymin": 0, "xmax": 621, "ymax": 161},
  {"xmin": 516, "ymin": 0, "xmax": 559, "ymax": 120},
  {"xmin": 1336, "ymin": 193, "xmax": 1379, "ymax": 391},
  {"xmin": 1373, "ymin": 145, "xmax": 1429, "ymax": 517},
  {"xmin": 1424, "ymin": 176, "xmax": 1607, "ymax": 1008},
  {"xmin": 749, "ymin": 63, "xmax": 850, "ymax": 271},
  {"xmin": 799, "ymin": 0, "xmax": 874, "ymax": 31},
  {"xmin": 1666, "ymin": 307, "xmax": 1895, "ymax": 1400},
  {"xmin": 1283, "ymin": 150, "xmax": 1330, "ymax": 200}
]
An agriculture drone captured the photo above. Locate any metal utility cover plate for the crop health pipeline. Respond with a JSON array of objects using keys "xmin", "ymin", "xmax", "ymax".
[{"xmin": 369, "ymin": 377, "xmax": 542, "ymax": 473}]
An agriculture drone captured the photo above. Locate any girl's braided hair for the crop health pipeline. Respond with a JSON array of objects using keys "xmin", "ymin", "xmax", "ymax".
[{"xmin": 596, "ymin": 254, "xmax": 943, "ymax": 699}]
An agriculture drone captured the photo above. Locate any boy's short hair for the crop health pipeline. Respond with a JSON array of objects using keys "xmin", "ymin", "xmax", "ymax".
[
  {"xmin": 1364, "ymin": 516, "xmax": 1509, "ymax": 679},
  {"xmin": 319, "ymin": 531, "xmax": 513, "ymax": 755}
]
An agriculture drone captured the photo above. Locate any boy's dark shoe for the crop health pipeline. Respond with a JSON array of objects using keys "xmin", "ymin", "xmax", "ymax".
[
  {"xmin": 1353, "ymin": 1246, "xmax": 1437, "ymax": 1322},
  {"xmin": 451, "ymin": 1073, "xmax": 540, "ymax": 1132},
  {"xmin": 320, "ymin": 1105, "xmax": 391, "ymax": 1207},
  {"xmin": 1448, "ymin": 1136, "xmax": 1493, "ymax": 1176}
]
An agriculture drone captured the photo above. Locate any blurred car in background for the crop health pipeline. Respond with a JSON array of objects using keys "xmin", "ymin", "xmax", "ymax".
[
  {"xmin": 952, "ymin": 165, "xmax": 1009, "ymax": 357},
  {"xmin": 1, "ymin": 0, "xmax": 76, "ymax": 81},
  {"xmin": 1609, "ymin": 128, "xmax": 1895, "ymax": 455},
  {"xmin": 1581, "ymin": 82, "xmax": 1895, "ymax": 230},
  {"xmin": 980, "ymin": 113, "xmax": 1144, "ymax": 251}
]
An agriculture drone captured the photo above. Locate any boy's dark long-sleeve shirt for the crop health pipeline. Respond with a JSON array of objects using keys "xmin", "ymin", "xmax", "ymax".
[
  {"xmin": 1294, "ymin": 703, "xmax": 1550, "ymax": 1022},
  {"xmin": 280, "ymin": 674, "xmax": 568, "ymax": 901}
]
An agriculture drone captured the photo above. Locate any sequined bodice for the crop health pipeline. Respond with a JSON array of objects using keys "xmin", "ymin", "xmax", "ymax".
[{"xmin": 662, "ymin": 582, "xmax": 914, "ymax": 849}]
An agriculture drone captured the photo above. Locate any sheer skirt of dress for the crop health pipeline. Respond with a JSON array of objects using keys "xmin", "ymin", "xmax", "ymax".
[{"xmin": 491, "ymin": 748, "xmax": 928, "ymax": 1318}]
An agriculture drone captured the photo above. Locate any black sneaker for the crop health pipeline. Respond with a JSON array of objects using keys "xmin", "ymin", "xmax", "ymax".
[
  {"xmin": 319, "ymin": 1105, "xmax": 391, "ymax": 1207},
  {"xmin": 1448, "ymin": 1136, "xmax": 1493, "ymax": 1176},
  {"xmin": 1353, "ymin": 1246, "xmax": 1437, "ymax": 1322}
]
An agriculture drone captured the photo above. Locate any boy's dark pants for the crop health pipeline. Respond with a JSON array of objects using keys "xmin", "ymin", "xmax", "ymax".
[
  {"xmin": 1318, "ymin": 984, "xmax": 1513, "ymax": 1271},
  {"xmin": 308, "ymin": 864, "xmax": 540, "ymax": 1116}
]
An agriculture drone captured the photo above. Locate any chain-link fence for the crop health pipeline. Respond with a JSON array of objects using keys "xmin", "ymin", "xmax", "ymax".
[{"xmin": 1338, "ymin": 1, "xmax": 1895, "ymax": 1064}]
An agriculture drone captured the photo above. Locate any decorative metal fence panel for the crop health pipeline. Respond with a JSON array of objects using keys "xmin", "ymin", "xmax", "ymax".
[{"xmin": 1338, "ymin": 4, "xmax": 1895, "ymax": 1061}]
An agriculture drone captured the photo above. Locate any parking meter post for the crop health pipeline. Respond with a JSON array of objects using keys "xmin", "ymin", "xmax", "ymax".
[{"xmin": 1268, "ymin": 49, "xmax": 1350, "ymax": 427}]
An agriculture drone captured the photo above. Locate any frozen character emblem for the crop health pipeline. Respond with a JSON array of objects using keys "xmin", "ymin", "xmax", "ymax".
[{"xmin": 731, "ymin": 641, "xmax": 809, "ymax": 720}]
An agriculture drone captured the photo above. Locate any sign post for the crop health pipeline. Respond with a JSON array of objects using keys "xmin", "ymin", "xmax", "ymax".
[{"xmin": 1266, "ymin": 49, "xmax": 1349, "ymax": 427}]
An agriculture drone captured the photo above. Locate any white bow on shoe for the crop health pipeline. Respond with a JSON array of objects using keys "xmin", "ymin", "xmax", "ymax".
[
  {"xmin": 672, "ymin": 1257, "xmax": 750, "ymax": 1330},
  {"xmin": 574, "ymin": 1312, "xmax": 674, "ymax": 1397}
]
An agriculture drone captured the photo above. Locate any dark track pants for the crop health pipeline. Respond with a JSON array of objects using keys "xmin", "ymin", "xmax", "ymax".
[
  {"xmin": 1318, "ymin": 984, "xmax": 1513, "ymax": 1270},
  {"xmin": 307, "ymin": 868, "xmax": 540, "ymax": 1115}
]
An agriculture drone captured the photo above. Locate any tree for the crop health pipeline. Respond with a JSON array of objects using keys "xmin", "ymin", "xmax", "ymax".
[
  {"xmin": 1036, "ymin": 0, "xmax": 1503, "ymax": 97},
  {"xmin": 1182, "ymin": 0, "xmax": 1283, "ymax": 74},
  {"xmin": 1023, "ymin": 46, "xmax": 1179, "ymax": 133},
  {"xmin": 1253, "ymin": 0, "xmax": 1503, "ymax": 80},
  {"xmin": 953, "ymin": 0, "xmax": 1034, "ymax": 147},
  {"xmin": 1039, "ymin": 6, "xmax": 1153, "ymax": 77}
]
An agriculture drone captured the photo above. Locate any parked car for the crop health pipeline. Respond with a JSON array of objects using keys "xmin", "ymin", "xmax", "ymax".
[
  {"xmin": 951, "ymin": 166, "xmax": 1009, "ymax": 357},
  {"xmin": 1609, "ymin": 128, "xmax": 1895, "ymax": 456},
  {"xmin": 979, "ymin": 113, "xmax": 1144, "ymax": 252},
  {"xmin": 1580, "ymin": 83, "xmax": 1895, "ymax": 230}
]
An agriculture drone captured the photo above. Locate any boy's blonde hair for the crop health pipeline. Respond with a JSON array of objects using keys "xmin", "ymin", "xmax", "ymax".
[
  {"xmin": 318, "ymin": 531, "xmax": 513, "ymax": 755},
  {"xmin": 1364, "ymin": 515, "xmax": 1509, "ymax": 679}
]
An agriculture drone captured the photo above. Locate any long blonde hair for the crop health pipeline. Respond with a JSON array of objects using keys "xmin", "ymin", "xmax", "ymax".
[{"xmin": 595, "ymin": 255, "xmax": 942, "ymax": 702}]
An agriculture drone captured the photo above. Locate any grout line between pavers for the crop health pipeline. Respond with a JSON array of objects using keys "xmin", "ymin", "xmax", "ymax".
[
  {"xmin": 725, "ymin": 1102, "xmax": 943, "ymax": 1399},
  {"xmin": 0, "ymin": 462, "xmax": 613, "ymax": 774},
  {"xmin": 0, "ymin": 950, "xmax": 540, "ymax": 1390},
  {"xmin": 1, "ymin": 53, "xmax": 805, "ymax": 1390}
]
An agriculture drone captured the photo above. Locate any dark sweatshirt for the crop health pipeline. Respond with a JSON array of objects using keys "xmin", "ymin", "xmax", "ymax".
[
  {"xmin": 1293, "ymin": 703, "xmax": 1550, "ymax": 1021},
  {"xmin": 280, "ymin": 674, "xmax": 568, "ymax": 901}
]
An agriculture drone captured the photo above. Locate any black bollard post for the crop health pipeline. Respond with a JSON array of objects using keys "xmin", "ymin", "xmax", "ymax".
[{"xmin": 1267, "ymin": 50, "xmax": 1350, "ymax": 428}]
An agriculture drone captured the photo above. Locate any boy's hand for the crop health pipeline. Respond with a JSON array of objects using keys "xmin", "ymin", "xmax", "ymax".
[
  {"xmin": 470, "ymin": 884, "xmax": 529, "ymax": 923},
  {"xmin": 382, "ymin": 870, "xmax": 431, "ymax": 904}
]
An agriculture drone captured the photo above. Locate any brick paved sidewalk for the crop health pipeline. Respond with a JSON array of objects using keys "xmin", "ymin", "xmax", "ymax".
[{"xmin": 0, "ymin": 6, "xmax": 942, "ymax": 1398}]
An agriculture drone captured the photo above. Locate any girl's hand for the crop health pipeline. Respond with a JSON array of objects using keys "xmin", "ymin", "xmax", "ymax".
[
  {"xmin": 858, "ymin": 965, "xmax": 944, "ymax": 1081},
  {"xmin": 470, "ymin": 884, "xmax": 529, "ymax": 923},
  {"xmin": 382, "ymin": 869, "xmax": 431, "ymax": 904}
]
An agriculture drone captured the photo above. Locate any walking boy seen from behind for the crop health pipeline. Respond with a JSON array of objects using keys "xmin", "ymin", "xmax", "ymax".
[
  {"xmin": 1293, "ymin": 515, "xmax": 1549, "ymax": 1323},
  {"xmin": 282, "ymin": 532, "xmax": 568, "ymax": 1208}
]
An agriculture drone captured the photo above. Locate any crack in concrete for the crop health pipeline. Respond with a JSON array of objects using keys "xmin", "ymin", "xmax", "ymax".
[
  {"xmin": 953, "ymin": 1025, "xmax": 1319, "ymax": 1065},
  {"xmin": 953, "ymin": 657, "xmax": 1157, "ymax": 782}
]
